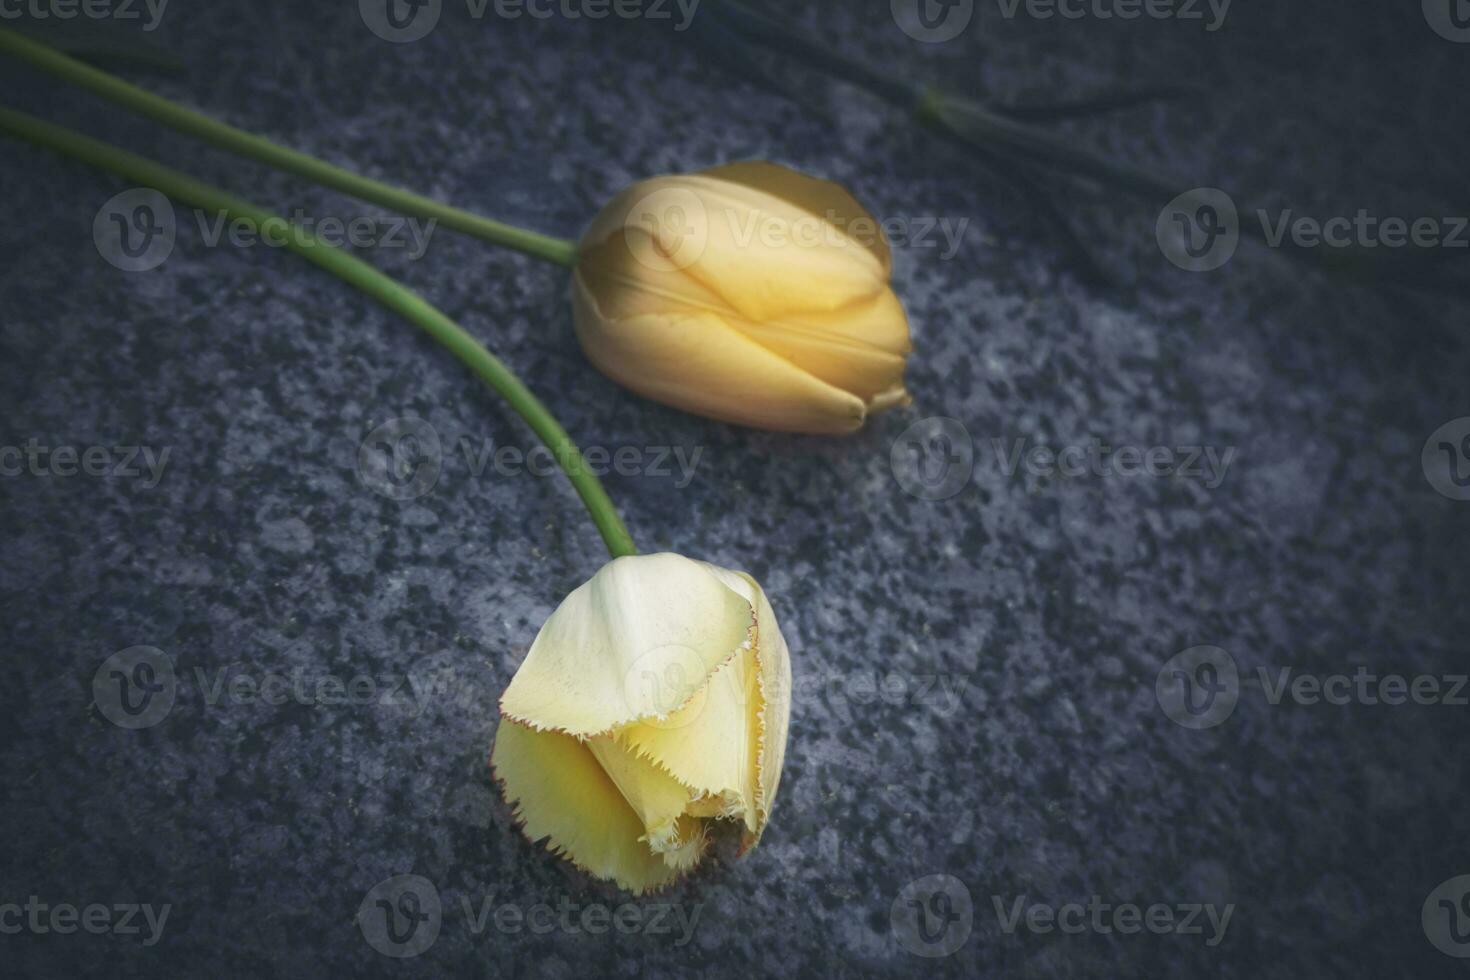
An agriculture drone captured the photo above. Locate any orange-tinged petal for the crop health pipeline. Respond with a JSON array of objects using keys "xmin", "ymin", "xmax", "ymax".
[
  {"xmin": 572, "ymin": 161, "xmax": 914, "ymax": 433},
  {"xmin": 698, "ymin": 160, "xmax": 892, "ymax": 276},
  {"xmin": 575, "ymin": 231, "xmax": 910, "ymax": 418},
  {"xmin": 670, "ymin": 175, "xmax": 888, "ymax": 321},
  {"xmin": 729, "ymin": 312, "xmax": 909, "ymax": 406},
  {"xmin": 580, "ymin": 169, "xmax": 889, "ymax": 321},
  {"xmin": 780, "ymin": 285, "xmax": 913, "ymax": 356},
  {"xmin": 573, "ymin": 275, "xmax": 869, "ymax": 435}
]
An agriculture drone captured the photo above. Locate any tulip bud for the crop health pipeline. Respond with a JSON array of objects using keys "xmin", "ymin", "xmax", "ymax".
[
  {"xmin": 491, "ymin": 552, "xmax": 793, "ymax": 893},
  {"xmin": 572, "ymin": 161, "xmax": 913, "ymax": 434}
]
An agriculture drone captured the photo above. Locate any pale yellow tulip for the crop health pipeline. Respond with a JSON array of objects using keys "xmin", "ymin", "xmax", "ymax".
[
  {"xmin": 572, "ymin": 161, "xmax": 912, "ymax": 434},
  {"xmin": 491, "ymin": 552, "xmax": 793, "ymax": 893}
]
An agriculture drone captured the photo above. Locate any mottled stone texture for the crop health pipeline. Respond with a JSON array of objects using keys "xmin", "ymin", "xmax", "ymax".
[{"xmin": 1, "ymin": 1, "xmax": 1468, "ymax": 976}]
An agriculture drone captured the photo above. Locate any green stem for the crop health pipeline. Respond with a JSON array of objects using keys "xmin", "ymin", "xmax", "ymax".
[
  {"xmin": 0, "ymin": 26, "xmax": 579, "ymax": 268},
  {"xmin": 0, "ymin": 106, "xmax": 634, "ymax": 558}
]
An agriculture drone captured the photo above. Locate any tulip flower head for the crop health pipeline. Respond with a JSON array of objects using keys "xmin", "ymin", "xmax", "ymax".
[
  {"xmin": 491, "ymin": 553, "xmax": 793, "ymax": 893},
  {"xmin": 573, "ymin": 161, "xmax": 913, "ymax": 434}
]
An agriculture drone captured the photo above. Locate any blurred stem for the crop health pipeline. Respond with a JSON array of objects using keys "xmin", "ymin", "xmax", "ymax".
[
  {"xmin": 917, "ymin": 86, "xmax": 1177, "ymax": 199},
  {"xmin": 0, "ymin": 27, "xmax": 579, "ymax": 268},
  {"xmin": 0, "ymin": 106, "xmax": 634, "ymax": 558}
]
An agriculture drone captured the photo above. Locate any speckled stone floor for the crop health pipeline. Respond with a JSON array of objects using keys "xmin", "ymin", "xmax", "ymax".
[{"xmin": 2, "ymin": 1, "xmax": 1468, "ymax": 976}]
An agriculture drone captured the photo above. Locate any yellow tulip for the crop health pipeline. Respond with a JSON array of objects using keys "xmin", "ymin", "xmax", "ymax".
[
  {"xmin": 571, "ymin": 161, "xmax": 913, "ymax": 435},
  {"xmin": 490, "ymin": 552, "xmax": 793, "ymax": 893}
]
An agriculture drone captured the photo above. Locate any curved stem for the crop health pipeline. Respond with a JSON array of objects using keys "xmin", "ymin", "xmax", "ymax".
[
  {"xmin": 0, "ymin": 27, "xmax": 580, "ymax": 268},
  {"xmin": 0, "ymin": 106, "xmax": 634, "ymax": 558}
]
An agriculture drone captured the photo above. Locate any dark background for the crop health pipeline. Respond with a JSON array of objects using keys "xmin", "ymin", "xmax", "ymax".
[{"xmin": 2, "ymin": 0, "xmax": 1469, "ymax": 976}]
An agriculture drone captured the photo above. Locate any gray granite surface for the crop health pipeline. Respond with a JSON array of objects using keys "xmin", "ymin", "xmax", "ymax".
[{"xmin": 2, "ymin": 1, "xmax": 1469, "ymax": 976}]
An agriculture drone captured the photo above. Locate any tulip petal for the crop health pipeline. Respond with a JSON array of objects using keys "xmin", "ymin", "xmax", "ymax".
[
  {"xmin": 673, "ymin": 176, "xmax": 888, "ymax": 321},
  {"xmin": 573, "ymin": 266, "xmax": 870, "ymax": 434},
  {"xmin": 579, "ymin": 170, "xmax": 890, "ymax": 322},
  {"xmin": 586, "ymin": 734, "xmax": 702, "ymax": 858},
  {"xmin": 620, "ymin": 565, "xmax": 792, "ymax": 846},
  {"xmin": 493, "ymin": 555, "xmax": 792, "ymax": 892},
  {"xmin": 729, "ymin": 313, "xmax": 910, "ymax": 406},
  {"xmin": 655, "ymin": 816, "xmax": 707, "ymax": 871},
  {"xmin": 576, "ymin": 232, "xmax": 909, "ymax": 406},
  {"xmin": 698, "ymin": 160, "xmax": 892, "ymax": 276},
  {"xmin": 499, "ymin": 553, "xmax": 755, "ymax": 736},
  {"xmin": 705, "ymin": 566, "xmax": 792, "ymax": 842},
  {"xmin": 744, "ymin": 573, "xmax": 792, "ymax": 840},
  {"xmin": 490, "ymin": 717, "xmax": 682, "ymax": 893},
  {"xmin": 780, "ymin": 286, "xmax": 914, "ymax": 356},
  {"xmin": 619, "ymin": 645, "xmax": 761, "ymax": 832}
]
